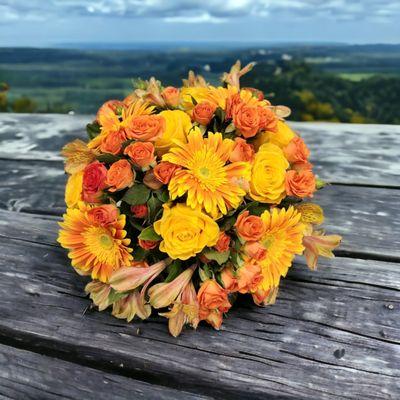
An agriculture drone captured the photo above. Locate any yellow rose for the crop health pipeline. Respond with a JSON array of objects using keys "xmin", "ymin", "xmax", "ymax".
[
  {"xmin": 155, "ymin": 110, "xmax": 192, "ymax": 156},
  {"xmin": 252, "ymin": 120, "xmax": 295, "ymax": 150},
  {"xmin": 249, "ymin": 143, "xmax": 289, "ymax": 204},
  {"xmin": 180, "ymin": 87, "xmax": 210, "ymax": 111},
  {"xmin": 65, "ymin": 171, "xmax": 83, "ymax": 208},
  {"xmin": 154, "ymin": 203, "xmax": 219, "ymax": 260}
]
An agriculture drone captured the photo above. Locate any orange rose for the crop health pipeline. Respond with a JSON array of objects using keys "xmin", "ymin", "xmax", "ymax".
[
  {"xmin": 292, "ymin": 161, "xmax": 313, "ymax": 172},
  {"xmin": 192, "ymin": 101, "xmax": 216, "ymax": 125},
  {"xmin": 198, "ymin": 279, "xmax": 231, "ymax": 329},
  {"xmin": 233, "ymin": 103, "xmax": 260, "ymax": 138},
  {"xmin": 285, "ymin": 170, "xmax": 316, "ymax": 198},
  {"xmin": 138, "ymin": 239, "xmax": 159, "ymax": 250},
  {"xmin": 131, "ymin": 204, "xmax": 148, "ymax": 218},
  {"xmin": 106, "ymin": 159, "xmax": 135, "ymax": 192},
  {"xmin": 100, "ymin": 130, "xmax": 126, "ymax": 155},
  {"xmin": 214, "ymin": 231, "xmax": 231, "ymax": 253},
  {"xmin": 161, "ymin": 86, "xmax": 180, "ymax": 107},
  {"xmin": 237, "ymin": 261, "xmax": 263, "ymax": 294},
  {"xmin": 258, "ymin": 107, "xmax": 278, "ymax": 132},
  {"xmin": 125, "ymin": 115, "xmax": 165, "ymax": 141},
  {"xmin": 198, "ymin": 280, "xmax": 231, "ymax": 311},
  {"xmin": 235, "ymin": 211, "xmax": 266, "ymax": 242},
  {"xmin": 244, "ymin": 241, "xmax": 267, "ymax": 261},
  {"xmin": 220, "ymin": 266, "xmax": 238, "ymax": 292},
  {"xmin": 284, "ymin": 136, "xmax": 310, "ymax": 164},
  {"xmin": 229, "ymin": 137, "xmax": 255, "ymax": 163},
  {"xmin": 225, "ymin": 93, "xmax": 242, "ymax": 120},
  {"xmin": 124, "ymin": 141, "xmax": 155, "ymax": 168},
  {"xmin": 96, "ymin": 100, "xmax": 124, "ymax": 122},
  {"xmin": 87, "ymin": 204, "xmax": 118, "ymax": 226},
  {"xmin": 153, "ymin": 161, "xmax": 181, "ymax": 184}
]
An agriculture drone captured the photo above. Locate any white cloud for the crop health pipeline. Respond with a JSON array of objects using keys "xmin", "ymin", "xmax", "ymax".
[
  {"xmin": 164, "ymin": 12, "xmax": 227, "ymax": 24},
  {"xmin": 2, "ymin": 0, "xmax": 400, "ymax": 23}
]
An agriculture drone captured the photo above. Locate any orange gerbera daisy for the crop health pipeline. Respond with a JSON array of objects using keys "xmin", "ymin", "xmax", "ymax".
[
  {"xmin": 58, "ymin": 202, "xmax": 133, "ymax": 283},
  {"xmin": 258, "ymin": 206, "xmax": 305, "ymax": 290},
  {"xmin": 162, "ymin": 129, "xmax": 251, "ymax": 217}
]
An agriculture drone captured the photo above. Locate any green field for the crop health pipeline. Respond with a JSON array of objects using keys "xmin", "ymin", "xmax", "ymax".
[{"xmin": 1, "ymin": 44, "xmax": 400, "ymax": 123}]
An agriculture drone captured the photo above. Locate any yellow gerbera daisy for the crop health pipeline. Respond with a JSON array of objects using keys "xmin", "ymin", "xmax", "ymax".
[
  {"xmin": 258, "ymin": 206, "xmax": 305, "ymax": 290},
  {"xmin": 162, "ymin": 129, "xmax": 251, "ymax": 217},
  {"xmin": 58, "ymin": 202, "xmax": 133, "ymax": 283}
]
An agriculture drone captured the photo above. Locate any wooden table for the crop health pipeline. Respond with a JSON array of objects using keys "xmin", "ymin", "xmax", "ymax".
[{"xmin": 0, "ymin": 113, "xmax": 399, "ymax": 399}]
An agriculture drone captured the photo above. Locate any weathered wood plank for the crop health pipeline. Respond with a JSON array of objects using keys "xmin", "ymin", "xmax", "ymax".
[
  {"xmin": 0, "ymin": 210, "xmax": 398, "ymax": 399},
  {"xmin": 1, "ymin": 113, "xmax": 399, "ymax": 186},
  {"xmin": 0, "ymin": 344, "xmax": 210, "ymax": 400},
  {"xmin": 0, "ymin": 161, "xmax": 398, "ymax": 259},
  {"xmin": 291, "ymin": 121, "xmax": 400, "ymax": 187}
]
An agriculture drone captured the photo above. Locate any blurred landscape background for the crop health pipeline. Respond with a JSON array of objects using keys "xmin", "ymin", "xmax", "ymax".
[{"xmin": 1, "ymin": 1, "xmax": 400, "ymax": 124}]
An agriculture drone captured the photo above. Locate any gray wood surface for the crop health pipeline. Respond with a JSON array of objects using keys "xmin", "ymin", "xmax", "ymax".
[
  {"xmin": 0, "ymin": 344, "xmax": 210, "ymax": 400},
  {"xmin": 0, "ymin": 114, "xmax": 399, "ymax": 187},
  {"xmin": 0, "ymin": 112, "xmax": 399, "ymax": 399},
  {"xmin": 0, "ymin": 208, "xmax": 398, "ymax": 399}
]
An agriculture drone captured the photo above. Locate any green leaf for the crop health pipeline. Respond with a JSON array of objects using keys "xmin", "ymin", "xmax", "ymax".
[
  {"xmin": 219, "ymin": 216, "xmax": 236, "ymax": 231},
  {"xmin": 96, "ymin": 153, "xmax": 121, "ymax": 164},
  {"xmin": 128, "ymin": 218, "xmax": 145, "ymax": 232},
  {"xmin": 216, "ymin": 272, "xmax": 225, "ymax": 288},
  {"xmin": 190, "ymin": 95, "xmax": 198, "ymax": 106},
  {"xmin": 122, "ymin": 184, "xmax": 151, "ymax": 206},
  {"xmin": 164, "ymin": 260, "xmax": 182, "ymax": 283},
  {"xmin": 199, "ymin": 264, "xmax": 213, "ymax": 282},
  {"xmin": 203, "ymin": 249, "xmax": 230, "ymax": 265},
  {"xmin": 138, "ymin": 225, "xmax": 161, "ymax": 241},
  {"xmin": 215, "ymin": 107, "xmax": 226, "ymax": 122},
  {"xmin": 147, "ymin": 194, "xmax": 162, "ymax": 222},
  {"xmin": 108, "ymin": 288, "xmax": 128, "ymax": 304},
  {"xmin": 86, "ymin": 122, "xmax": 101, "ymax": 140},
  {"xmin": 230, "ymin": 252, "xmax": 244, "ymax": 269},
  {"xmin": 133, "ymin": 246, "xmax": 148, "ymax": 261},
  {"xmin": 154, "ymin": 189, "xmax": 170, "ymax": 203}
]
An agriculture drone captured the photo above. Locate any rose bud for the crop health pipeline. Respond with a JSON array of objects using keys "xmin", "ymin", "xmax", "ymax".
[{"xmin": 131, "ymin": 204, "xmax": 148, "ymax": 218}]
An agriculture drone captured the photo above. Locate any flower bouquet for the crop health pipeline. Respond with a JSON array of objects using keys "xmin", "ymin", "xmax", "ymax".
[{"xmin": 58, "ymin": 61, "xmax": 341, "ymax": 336}]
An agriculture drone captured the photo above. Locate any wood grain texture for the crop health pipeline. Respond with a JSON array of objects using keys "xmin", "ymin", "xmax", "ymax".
[
  {"xmin": 0, "ymin": 344, "xmax": 210, "ymax": 400},
  {"xmin": 1, "ymin": 113, "xmax": 399, "ymax": 186},
  {"xmin": 290, "ymin": 122, "xmax": 400, "ymax": 187},
  {"xmin": 0, "ymin": 161, "xmax": 398, "ymax": 259},
  {"xmin": 0, "ymin": 209, "xmax": 398, "ymax": 399}
]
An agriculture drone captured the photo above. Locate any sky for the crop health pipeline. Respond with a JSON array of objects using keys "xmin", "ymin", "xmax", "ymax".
[{"xmin": 1, "ymin": 0, "xmax": 400, "ymax": 47}]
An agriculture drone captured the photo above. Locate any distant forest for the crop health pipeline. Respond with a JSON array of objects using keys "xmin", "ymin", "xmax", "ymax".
[{"xmin": 1, "ymin": 45, "xmax": 400, "ymax": 124}]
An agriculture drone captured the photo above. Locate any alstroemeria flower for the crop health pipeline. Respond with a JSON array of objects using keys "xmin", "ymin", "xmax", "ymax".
[
  {"xmin": 159, "ymin": 281, "xmax": 199, "ymax": 337},
  {"xmin": 109, "ymin": 259, "xmax": 171, "ymax": 292},
  {"xmin": 112, "ymin": 290, "xmax": 151, "ymax": 322},
  {"xmin": 303, "ymin": 226, "xmax": 342, "ymax": 270},
  {"xmin": 148, "ymin": 265, "xmax": 196, "ymax": 309}
]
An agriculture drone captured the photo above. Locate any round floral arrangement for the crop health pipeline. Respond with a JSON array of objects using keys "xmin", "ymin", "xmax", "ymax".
[{"xmin": 58, "ymin": 61, "xmax": 341, "ymax": 336}]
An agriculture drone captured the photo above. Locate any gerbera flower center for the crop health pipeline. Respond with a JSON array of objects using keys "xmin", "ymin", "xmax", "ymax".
[
  {"xmin": 190, "ymin": 150, "xmax": 227, "ymax": 188},
  {"xmin": 262, "ymin": 235, "xmax": 275, "ymax": 249},
  {"xmin": 100, "ymin": 233, "xmax": 114, "ymax": 250},
  {"xmin": 199, "ymin": 167, "xmax": 210, "ymax": 177}
]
